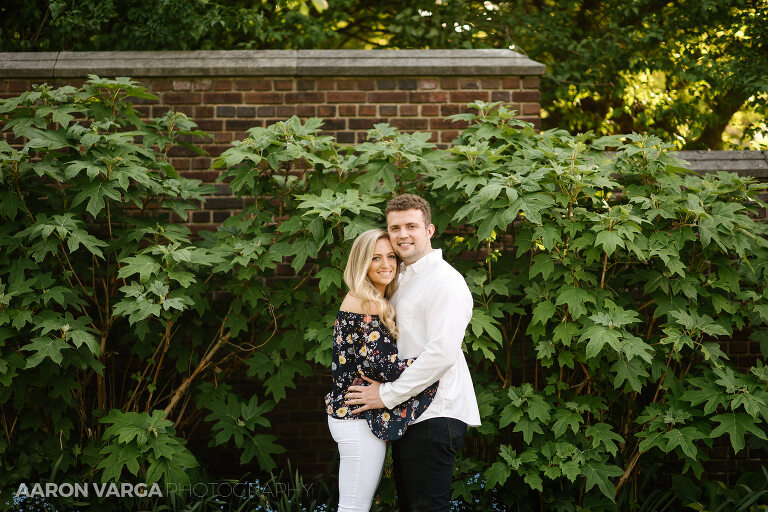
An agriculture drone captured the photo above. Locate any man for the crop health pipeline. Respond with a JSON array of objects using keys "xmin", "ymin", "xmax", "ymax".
[{"xmin": 345, "ymin": 193, "xmax": 481, "ymax": 511}]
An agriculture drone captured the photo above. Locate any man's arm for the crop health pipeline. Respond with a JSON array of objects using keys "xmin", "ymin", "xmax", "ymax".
[{"xmin": 347, "ymin": 276, "xmax": 472, "ymax": 412}]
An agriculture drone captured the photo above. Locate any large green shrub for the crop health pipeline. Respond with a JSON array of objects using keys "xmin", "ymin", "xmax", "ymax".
[
  {"xmin": 214, "ymin": 103, "xmax": 768, "ymax": 510},
  {"xmin": 2, "ymin": 78, "xmax": 767, "ymax": 511},
  {"xmin": 0, "ymin": 78, "xmax": 286, "ymax": 501}
]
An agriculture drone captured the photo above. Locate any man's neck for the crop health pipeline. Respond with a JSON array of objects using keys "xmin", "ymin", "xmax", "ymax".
[{"xmin": 403, "ymin": 248, "xmax": 435, "ymax": 267}]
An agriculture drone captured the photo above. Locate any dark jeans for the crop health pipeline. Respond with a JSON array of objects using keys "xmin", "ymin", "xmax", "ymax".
[{"xmin": 391, "ymin": 417, "xmax": 467, "ymax": 512}]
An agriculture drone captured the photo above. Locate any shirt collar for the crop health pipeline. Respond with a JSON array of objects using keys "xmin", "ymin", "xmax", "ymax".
[{"xmin": 402, "ymin": 249, "xmax": 442, "ymax": 274}]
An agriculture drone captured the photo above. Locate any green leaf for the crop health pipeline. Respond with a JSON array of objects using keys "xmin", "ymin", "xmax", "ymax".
[
  {"xmin": 710, "ymin": 412, "xmax": 767, "ymax": 453},
  {"xmin": 581, "ymin": 459, "xmax": 623, "ymax": 500},
  {"xmin": 665, "ymin": 427, "xmax": 706, "ymax": 459},
  {"xmin": 485, "ymin": 461, "xmax": 511, "ymax": 489},
  {"xmin": 22, "ymin": 336, "xmax": 69, "ymax": 368},
  {"xmin": 585, "ymin": 423, "xmax": 624, "ymax": 456},
  {"xmin": 531, "ymin": 300, "xmax": 556, "ymax": 326},
  {"xmin": 118, "ymin": 255, "xmax": 162, "ymax": 283}
]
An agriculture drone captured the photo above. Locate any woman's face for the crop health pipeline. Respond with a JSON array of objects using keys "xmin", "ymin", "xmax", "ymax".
[{"xmin": 367, "ymin": 237, "xmax": 397, "ymax": 294}]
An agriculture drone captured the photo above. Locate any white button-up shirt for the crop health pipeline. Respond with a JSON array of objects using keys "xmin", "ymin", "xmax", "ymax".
[{"xmin": 379, "ymin": 249, "xmax": 481, "ymax": 427}]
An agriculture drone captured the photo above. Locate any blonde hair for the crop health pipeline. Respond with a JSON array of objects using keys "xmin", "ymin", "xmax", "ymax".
[{"xmin": 343, "ymin": 229, "xmax": 399, "ymax": 337}]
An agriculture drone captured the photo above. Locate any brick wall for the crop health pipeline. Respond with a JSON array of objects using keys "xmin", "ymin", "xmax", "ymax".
[{"xmin": 2, "ymin": 50, "xmax": 766, "ymax": 485}]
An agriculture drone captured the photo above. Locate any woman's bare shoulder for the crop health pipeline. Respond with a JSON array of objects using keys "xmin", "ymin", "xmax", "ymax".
[{"xmin": 339, "ymin": 294, "xmax": 382, "ymax": 315}]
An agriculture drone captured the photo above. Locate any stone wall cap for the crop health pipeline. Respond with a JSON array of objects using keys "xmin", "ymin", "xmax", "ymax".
[
  {"xmin": 671, "ymin": 150, "xmax": 768, "ymax": 178},
  {"xmin": 0, "ymin": 49, "xmax": 545, "ymax": 78},
  {"xmin": 0, "ymin": 52, "xmax": 58, "ymax": 78}
]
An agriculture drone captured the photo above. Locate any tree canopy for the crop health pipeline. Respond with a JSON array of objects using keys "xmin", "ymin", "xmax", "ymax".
[{"xmin": 2, "ymin": 1, "xmax": 766, "ymax": 149}]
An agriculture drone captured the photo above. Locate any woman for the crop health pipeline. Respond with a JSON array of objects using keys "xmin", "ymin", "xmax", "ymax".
[{"xmin": 325, "ymin": 229, "xmax": 438, "ymax": 512}]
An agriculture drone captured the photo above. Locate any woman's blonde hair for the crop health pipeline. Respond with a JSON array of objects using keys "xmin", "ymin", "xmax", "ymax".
[{"xmin": 343, "ymin": 229, "xmax": 399, "ymax": 337}]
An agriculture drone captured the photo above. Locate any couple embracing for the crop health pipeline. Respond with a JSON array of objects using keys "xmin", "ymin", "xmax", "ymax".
[{"xmin": 325, "ymin": 194, "xmax": 481, "ymax": 511}]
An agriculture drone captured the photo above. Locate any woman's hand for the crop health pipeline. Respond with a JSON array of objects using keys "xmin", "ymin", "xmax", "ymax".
[{"xmin": 345, "ymin": 375, "xmax": 385, "ymax": 414}]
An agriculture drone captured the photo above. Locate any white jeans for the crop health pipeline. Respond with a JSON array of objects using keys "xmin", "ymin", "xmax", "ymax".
[{"xmin": 327, "ymin": 416, "xmax": 387, "ymax": 512}]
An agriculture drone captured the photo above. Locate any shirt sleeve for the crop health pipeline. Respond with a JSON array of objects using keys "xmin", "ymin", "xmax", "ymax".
[
  {"xmin": 357, "ymin": 322, "xmax": 416, "ymax": 382},
  {"xmin": 378, "ymin": 274, "xmax": 473, "ymax": 409}
]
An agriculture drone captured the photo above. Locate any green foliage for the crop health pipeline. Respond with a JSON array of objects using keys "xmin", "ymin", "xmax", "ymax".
[
  {"xmin": 2, "ymin": 79, "xmax": 768, "ymax": 510},
  {"xmin": 0, "ymin": 77, "xmax": 284, "ymax": 490}
]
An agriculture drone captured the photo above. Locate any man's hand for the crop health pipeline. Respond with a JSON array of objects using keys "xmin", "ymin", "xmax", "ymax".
[{"xmin": 345, "ymin": 375, "xmax": 385, "ymax": 414}]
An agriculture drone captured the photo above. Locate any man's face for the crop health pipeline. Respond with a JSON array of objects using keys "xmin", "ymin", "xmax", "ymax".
[{"xmin": 386, "ymin": 208, "xmax": 434, "ymax": 265}]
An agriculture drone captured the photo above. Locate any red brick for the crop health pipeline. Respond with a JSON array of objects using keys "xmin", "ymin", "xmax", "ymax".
[
  {"xmin": 134, "ymin": 106, "xmax": 150, "ymax": 117},
  {"xmin": 502, "ymin": 77, "xmax": 522, "ymax": 89},
  {"xmin": 285, "ymin": 92, "xmax": 324, "ymax": 103},
  {"xmin": 234, "ymin": 79, "xmax": 256, "ymax": 90},
  {"xmin": 172, "ymin": 80, "xmax": 192, "ymax": 91},
  {"xmin": 410, "ymin": 91, "xmax": 449, "ymax": 103},
  {"xmin": 151, "ymin": 79, "xmax": 173, "ymax": 91},
  {"xmin": 195, "ymin": 105, "xmax": 214, "ymax": 118},
  {"xmin": 171, "ymin": 105, "xmax": 195, "ymax": 116},
  {"xmin": 368, "ymin": 91, "xmax": 408, "ymax": 103},
  {"xmin": 317, "ymin": 79, "xmax": 336, "ymax": 90},
  {"xmin": 482, "ymin": 78, "xmax": 502, "ymax": 89},
  {"xmin": 337, "ymin": 132, "xmax": 355, "ymax": 143},
  {"xmin": 192, "ymin": 211, "xmax": 211, "ymax": 223},
  {"xmin": 196, "ymin": 119, "xmax": 223, "ymax": 131},
  {"xmin": 451, "ymin": 91, "xmax": 490, "ymax": 102},
  {"xmin": 400, "ymin": 105, "xmax": 418, "ymax": 116},
  {"xmin": 252, "ymin": 79, "xmax": 273, "ymax": 91},
  {"xmin": 376, "ymin": 79, "xmax": 397, "ymax": 90},
  {"xmin": 184, "ymin": 170, "xmax": 218, "ymax": 180},
  {"xmin": 358, "ymin": 105, "xmax": 375, "ymax": 116},
  {"xmin": 390, "ymin": 118, "xmax": 429, "ymax": 130},
  {"xmin": 276, "ymin": 106, "xmax": 296, "ymax": 117},
  {"xmin": 379, "ymin": 105, "xmax": 398, "ymax": 116},
  {"xmin": 491, "ymin": 91, "xmax": 511, "ymax": 102},
  {"xmin": 152, "ymin": 106, "xmax": 172, "ymax": 117},
  {"xmin": 349, "ymin": 118, "xmax": 386, "ymax": 129},
  {"xmin": 318, "ymin": 105, "xmax": 337, "ymax": 116},
  {"xmin": 327, "ymin": 91, "xmax": 366, "ymax": 103},
  {"xmin": 513, "ymin": 90, "xmax": 541, "ymax": 102},
  {"xmin": 163, "ymin": 92, "xmax": 201, "ymax": 104},
  {"xmin": 522, "ymin": 103, "xmax": 541, "ymax": 115},
  {"xmin": 440, "ymin": 104, "xmax": 460, "ymax": 116},
  {"xmin": 440, "ymin": 78, "xmax": 459, "ymax": 90},
  {"xmin": 356, "ymin": 79, "xmax": 375, "ymax": 90},
  {"xmin": 213, "ymin": 80, "xmax": 233, "ymax": 91},
  {"xmin": 430, "ymin": 118, "xmax": 468, "ymax": 130},
  {"xmin": 421, "ymin": 105, "xmax": 439, "ymax": 116},
  {"xmin": 297, "ymin": 79, "xmax": 316, "ymax": 91},
  {"xmin": 203, "ymin": 92, "xmax": 243, "ymax": 103},
  {"xmin": 244, "ymin": 92, "xmax": 283, "ymax": 104},
  {"xmin": 419, "ymin": 79, "xmax": 440, "ymax": 90},
  {"xmin": 257, "ymin": 106, "xmax": 275, "ymax": 116},
  {"xmin": 322, "ymin": 119, "xmax": 346, "ymax": 130},
  {"xmin": 440, "ymin": 130, "xmax": 460, "ymax": 143},
  {"xmin": 336, "ymin": 79, "xmax": 357, "ymax": 90},
  {"xmin": 193, "ymin": 80, "xmax": 213, "ymax": 91},
  {"xmin": 459, "ymin": 78, "xmax": 481, "ymax": 89},
  {"xmin": 213, "ymin": 132, "xmax": 235, "ymax": 143},
  {"xmin": 274, "ymin": 79, "xmax": 294, "ymax": 91},
  {"xmin": 523, "ymin": 76, "xmax": 541, "ymax": 88},
  {"xmin": 339, "ymin": 105, "xmax": 357, "ymax": 116},
  {"xmin": 296, "ymin": 105, "xmax": 316, "ymax": 117}
]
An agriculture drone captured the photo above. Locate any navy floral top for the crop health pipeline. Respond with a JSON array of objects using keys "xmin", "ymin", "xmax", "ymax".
[{"xmin": 325, "ymin": 310, "xmax": 438, "ymax": 441}]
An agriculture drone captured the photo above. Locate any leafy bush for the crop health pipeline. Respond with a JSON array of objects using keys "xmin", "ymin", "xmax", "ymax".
[
  {"xmin": 2, "ymin": 77, "xmax": 767, "ymax": 511},
  {"xmin": 0, "ymin": 77, "xmax": 283, "ymax": 493}
]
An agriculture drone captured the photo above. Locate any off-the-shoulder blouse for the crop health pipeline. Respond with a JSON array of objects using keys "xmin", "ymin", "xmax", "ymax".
[{"xmin": 324, "ymin": 310, "xmax": 438, "ymax": 440}]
